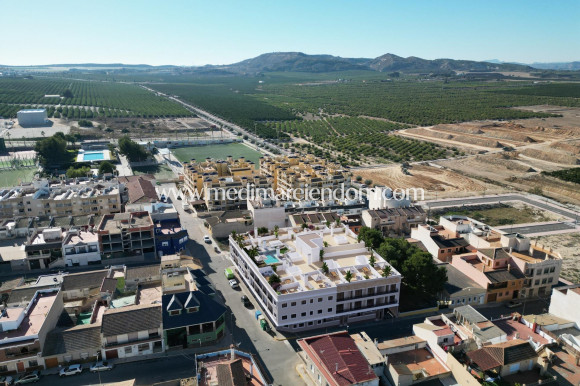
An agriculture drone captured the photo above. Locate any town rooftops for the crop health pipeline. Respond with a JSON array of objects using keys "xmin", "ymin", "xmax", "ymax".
[
  {"xmin": 479, "ymin": 247, "xmax": 511, "ymax": 261},
  {"xmin": 484, "ymin": 268, "xmax": 525, "ymax": 283},
  {"xmin": 433, "ymin": 235, "xmax": 469, "ymax": 249},
  {"xmin": 467, "ymin": 339, "xmax": 537, "ymax": 371},
  {"xmin": 216, "ymin": 359, "xmax": 247, "ymax": 386},
  {"xmin": 125, "ymin": 265, "xmax": 160, "ymax": 282},
  {"xmin": 0, "ymin": 277, "xmax": 24, "ymax": 293},
  {"xmin": 0, "ymin": 289, "xmax": 59, "ymax": 341},
  {"xmin": 98, "ymin": 211, "xmax": 153, "ymax": 233},
  {"xmin": 125, "ymin": 176, "xmax": 159, "ymax": 204},
  {"xmin": 43, "ymin": 324, "xmax": 101, "ymax": 356},
  {"xmin": 522, "ymin": 313, "xmax": 572, "ymax": 327},
  {"xmin": 377, "ymin": 335, "xmax": 426, "ymax": 350},
  {"xmin": 101, "ymin": 304, "xmax": 162, "ymax": 337},
  {"xmin": 298, "ymin": 331, "xmax": 378, "ymax": 386},
  {"xmin": 366, "ymin": 206, "xmax": 425, "ymax": 218},
  {"xmin": 63, "ymin": 230, "xmax": 98, "ymax": 245},
  {"xmin": 351, "ymin": 332, "xmax": 385, "ymax": 366},
  {"xmin": 162, "ymin": 290, "xmax": 226, "ymax": 330},
  {"xmin": 454, "ymin": 305, "xmax": 488, "ymax": 325},
  {"xmin": 61, "ymin": 270, "xmax": 109, "ymax": 292},
  {"xmin": 388, "ymin": 347, "xmax": 450, "ymax": 378}
]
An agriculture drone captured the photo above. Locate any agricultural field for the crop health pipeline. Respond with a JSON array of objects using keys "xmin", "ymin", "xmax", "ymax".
[
  {"xmin": 0, "ymin": 78, "xmax": 192, "ymax": 118},
  {"xmin": 171, "ymin": 143, "xmax": 263, "ymax": 167},
  {"xmin": 271, "ymin": 117, "xmax": 450, "ymax": 165}
]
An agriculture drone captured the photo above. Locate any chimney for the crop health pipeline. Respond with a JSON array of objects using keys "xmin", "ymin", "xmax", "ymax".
[
  {"xmin": 230, "ymin": 344, "xmax": 235, "ymax": 360},
  {"xmin": 532, "ymin": 316, "xmax": 538, "ymax": 333},
  {"xmin": 507, "ymin": 263, "xmax": 511, "ymax": 272}
]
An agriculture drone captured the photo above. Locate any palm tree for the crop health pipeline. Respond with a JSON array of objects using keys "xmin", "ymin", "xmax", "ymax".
[
  {"xmin": 321, "ymin": 262, "xmax": 329, "ymax": 275},
  {"xmin": 369, "ymin": 253, "xmax": 376, "ymax": 267},
  {"xmin": 319, "ymin": 249, "xmax": 325, "ymax": 263},
  {"xmin": 41, "ymin": 131, "xmax": 45, "ymax": 138},
  {"xmin": 345, "ymin": 270, "xmax": 353, "ymax": 283}
]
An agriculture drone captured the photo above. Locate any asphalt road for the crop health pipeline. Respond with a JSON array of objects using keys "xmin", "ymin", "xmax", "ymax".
[
  {"xmin": 157, "ymin": 183, "xmax": 303, "ymax": 386},
  {"xmin": 497, "ymin": 222, "xmax": 577, "ymax": 235}
]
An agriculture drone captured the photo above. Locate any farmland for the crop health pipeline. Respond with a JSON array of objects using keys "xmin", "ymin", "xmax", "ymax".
[
  {"xmin": 270, "ymin": 117, "xmax": 450, "ymax": 165},
  {"xmin": 0, "ymin": 78, "xmax": 192, "ymax": 118}
]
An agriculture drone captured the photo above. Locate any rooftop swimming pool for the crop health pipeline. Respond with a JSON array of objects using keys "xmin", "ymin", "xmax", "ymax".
[{"xmin": 263, "ymin": 254, "xmax": 280, "ymax": 265}]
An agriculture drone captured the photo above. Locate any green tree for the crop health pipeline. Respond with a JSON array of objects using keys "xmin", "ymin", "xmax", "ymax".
[
  {"xmin": 355, "ymin": 175, "xmax": 362, "ymax": 182},
  {"xmin": 345, "ymin": 270, "xmax": 353, "ymax": 283},
  {"xmin": 268, "ymin": 274, "xmax": 281, "ymax": 285},
  {"xmin": 118, "ymin": 135, "xmax": 148, "ymax": 162},
  {"xmin": 63, "ymin": 89, "xmax": 74, "ymax": 98},
  {"xmin": 321, "ymin": 262, "xmax": 329, "ymax": 275},
  {"xmin": 34, "ymin": 135, "xmax": 70, "ymax": 166},
  {"xmin": 357, "ymin": 227, "xmax": 383, "ymax": 249},
  {"xmin": 98, "ymin": 161, "xmax": 115, "ymax": 175},
  {"xmin": 369, "ymin": 253, "xmax": 376, "ymax": 267},
  {"xmin": 319, "ymin": 249, "xmax": 325, "ymax": 262},
  {"xmin": 66, "ymin": 165, "xmax": 92, "ymax": 178},
  {"xmin": 382, "ymin": 265, "xmax": 392, "ymax": 277}
]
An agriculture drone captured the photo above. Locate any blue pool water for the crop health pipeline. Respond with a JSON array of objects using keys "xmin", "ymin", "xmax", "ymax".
[
  {"xmin": 263, "ymin": 254, "xmax": 280, "ymax": 265},
  {"xmin": 83, "ymin": 151, "xmax": 105, "ymax": 161}
]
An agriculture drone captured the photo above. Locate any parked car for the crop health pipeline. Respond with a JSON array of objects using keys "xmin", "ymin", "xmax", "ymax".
[
  {"xmin": 214, "ymin": 246, "xmax": 220, "ymax": 253},
  {"xmin": 506, "ymin": 300, "xmax": 522, "ymax": 308},
  {"xmin": 90, "ymin": 361, "xmax": 114, "ymax": 372},
  {"xmin": 229, "ymin": 279, "xmax": 239, "ymax": 289},
  {"xmin": 224, "ymin": 268, "xmax": 235, "ymax": 280},
  {"xmin": 241, "ymin": 295, "xmax": 251, "ymax": 307},
  {"xmin": 59, "ymin": 364, "xmax": 83, "ymax": 377},
  {"xmin": 14, "ymin": 371, "xmax": 40, "ymax": 384},
  {"xmin": 0, "ymin": 375, "xmax": 14, "ymax": 385},
  {"xmin": 203, "ymin": 235, "xmax": 212, "ymax": 244}
]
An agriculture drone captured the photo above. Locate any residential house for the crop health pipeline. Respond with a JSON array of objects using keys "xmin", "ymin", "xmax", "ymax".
[
  {"xmin": 124, "ymin": 265, "xmax": 161, "ymax": 291},
  {"xmin": 466, "ymin": 339, "xmax": 539, "ymax": 378},
  {"xmin": 297, "ymin": 331, "xmax": 379, "ymax": 386},
  {"xmin": 101, "ymin": 304, "xmax": 163, "ymax": 360},
  {"xmin": 42, "ymin": 324, "xmax": 102, "ymax": 368},
  {"xmin": 453, "ymin": 306, "xmax": 506, "ymax": 346},
  {"xmin": 201, "ymin": 210, "xmax": 253, "ymax": 239},
  {"xmin": 24, "ymin": 228, "xmax": 63, "ymax": 270},
  {"xmin": 195, "ymin": 347, "xmax": 269, "ymax": 386},
  {"xmin": 154, "ymin": 219, "xmax": 188, "ymax": 256},
  {"xmin": 61, "ymin": 269, "xmax": 110, "ymax": 301},
  {"xmin": 362, "ymin": 206, "xmax": 426, "ymax": 237},
  {"xmin": 410, "ymin": 224, "xmax": 469, "ymax": 263},
  {"xmin": 0, "ymin": 288, "xmax": 63, "ymax": 375},
  {"xmin": 162, "ymin": 291, "xmax": 226, "ymax": 349},
  {"xmin": 351, "ymin": 332, "xmax": 386, "ymax": 378},
  {"xmin": 62, "ymin": 229, "xmax": 101, "ymax": 267},
  {"xmin": 123, "ymin": 176, "xmax": 159, "ymax": 205}
]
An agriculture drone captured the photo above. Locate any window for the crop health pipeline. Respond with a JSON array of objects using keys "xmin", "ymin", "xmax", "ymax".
[
  {"xmin": 291, "ymin": 314, "xmax": 296, "ymax": 319},
  {"xmin": 161, "ymin": 241, "xmax": 169, "ymax": 247},
  {"xmin": 542, "ymin": 278, "xmax": 547, "ymax": 284},
  {"xmin": 548, "ymin": 277, "xmax": 553, "ymax": 283},
  {"xmin": 328, "ymin": 296, "xmax": 333, "ymax": 300},
  {"xmin": 282, "ymin": 315, "xmax": 287, "ymax": 320},
  {"xmin": 310, "ymin": 311, "xmax": 313, "ymax": 315},
  {"xmin": 28, "ymin": 360, "xmax": 38, "ymax": 367},
  {"xmin": 318, "ymin": 298, "xmax": 323, "ymax": 302},
  {"xmin": 328, "ymin": 308, "xmax": 332, "ymax": 312},
  {"xmin": 301, "ymin": 300, "xmax": 306, "ymax": 305},
  {"xmin": 549, "ymin": 267, "xmax": 555, "ymax": 273},
  {"xmin": 282, "ymin": 303, "xmax": 288, "ymax": 308},
  {"xmin": 124, "ymin": 346, "xmax": 132, "ymax": 354},
  {"xmin": 138, "ymin": 343, "xmax": 150, "ymax": 352},
  {"xmin": 544, "ymin": 268, "xmax": 549, "ymax": 274},
  {"xmin": 170, "ymin": 310, "xmax": 181, "ymax": 316},
  {"xmin": 318, "ymin": 310, "xmax": 323, "ymax": 314},
  {"xmin": 310, "ymin": 299, "xmax": 313, "ymax": 304},
  {"xmin": 535, "ymin": 280, "xmax": 540, "ymax": 286},
  {"xmin": 187, "ymin": 307, "xmax": 198, "ymax": 313},
  {"xmin": 0, "ymin": 365, "xmax": 7, "ymax": 373},
  {"xmin": 301, "ymin": 312, "xmax": 306, "ymax": 317},
  {"xmin": 291, "ymin": 302, "xmax": 296, "ymax": 306}
]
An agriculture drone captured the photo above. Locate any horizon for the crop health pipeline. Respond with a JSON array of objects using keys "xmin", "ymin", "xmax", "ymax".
[{"xmin": 0, "ymin": 0, "xmax": 578, "ymax": 66}]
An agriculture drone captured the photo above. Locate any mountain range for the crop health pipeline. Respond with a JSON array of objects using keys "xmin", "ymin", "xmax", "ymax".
[{"xmin": 2, "ymin": 52, "xmax": 578, "ymax": 73}]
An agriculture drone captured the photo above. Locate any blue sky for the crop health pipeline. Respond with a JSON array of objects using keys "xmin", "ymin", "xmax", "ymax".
[{"xmin": 1, "ymin": 0, "xmax": 578, "ymax": 66}]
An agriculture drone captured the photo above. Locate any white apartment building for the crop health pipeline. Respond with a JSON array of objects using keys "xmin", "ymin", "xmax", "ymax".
[
  {"xmin": 0, "ymin": 179, "xmax": 121, "ymax": 219},
  {"xmin": 229, "ymin": 224, "xmax": 401, "ymax": 332},
  {"xmin": 62, "ymin": 229, "xmax": 101, "ymax": 267}
]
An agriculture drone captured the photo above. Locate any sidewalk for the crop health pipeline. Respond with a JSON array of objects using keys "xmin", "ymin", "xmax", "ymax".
[{"xmin": 295, "ymin": 363, "xmax": 317, "ymax": 386}]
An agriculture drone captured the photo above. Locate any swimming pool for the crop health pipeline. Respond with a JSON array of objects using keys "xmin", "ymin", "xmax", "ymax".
[
  {"xmin": 263, "ymin": 254, "xmax": 280, "ymax": 265},
  {"xmin": 83, "ymin": 151, "xmax": 105, "ymax": 161},
  {"xmin": 76, "ymin": 149, "xmax": 112, "ymax": 163}
]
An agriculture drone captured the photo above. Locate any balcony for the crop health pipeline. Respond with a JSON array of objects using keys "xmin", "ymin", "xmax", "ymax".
[{"xmin": 5, "ymin": 348, "xmax": 40, "ymax": 359}]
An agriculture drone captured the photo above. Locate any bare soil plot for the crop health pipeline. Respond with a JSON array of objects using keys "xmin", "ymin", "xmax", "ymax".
[
  {"xmin": 431, "ymin": 202, "xmax": 559, "ymax": 226},
  {"xmin": 532, "ymin": 233, "xmax": 580, "ymax": 283},
  {"xmin": 355, "ymin": 164, "xmax": 504, "ymax": 200}
]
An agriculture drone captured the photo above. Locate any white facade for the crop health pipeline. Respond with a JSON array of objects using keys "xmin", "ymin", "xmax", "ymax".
[
  {"xmin": 549, "ymin": 285, "xmax": 580, "ymax": 327},
  {"xmin": 367, "ymin": 187, "xmax": 411, "ymax": 210},
  {"xmin": 229, "ymin": 225, "xmax": 401, "ymax": 332},
  {"xmin": 17, "ymin": 109, "xmax": 48, "ymax": 126},
  {"xmin": 62, "ymin": 230, "xmax": 101, "ymax": 266}
]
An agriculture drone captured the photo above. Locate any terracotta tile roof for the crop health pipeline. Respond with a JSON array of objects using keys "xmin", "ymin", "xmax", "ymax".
[
  {"xmin": 216, "ymin": 359, "xmax": 246, "ymax": 386},
  {"xmin": 298, "ymin": 331, "xmax": 377, "ymax": 386},
  {"xmin": 468, "ymin": 339, "xmax": 537, "ymax": 371},
  {"xmin": 126, "ymin": 176, "xmax": 158, "ymax": 204}
]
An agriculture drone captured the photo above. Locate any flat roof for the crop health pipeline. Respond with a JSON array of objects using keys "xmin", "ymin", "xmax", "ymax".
[
  {"xmin": 388, "ymin": 348, "xmax": 449, "ymax": 377},
  {"xmin": 377, "ymin": 335, "xmax": 425, "ymax": 350},
  {"xmin": 99, "ymin": 212, "xmax": 152, "ymax": 232},
  {"xmin": 523, "ymin": 313, "xmax": 572, "ymax": 326},
  {"xmin": 0, "ymin": 291, "xmax": 58, "ymax": 340}
]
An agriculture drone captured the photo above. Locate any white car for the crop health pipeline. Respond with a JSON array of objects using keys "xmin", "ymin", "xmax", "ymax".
[
  {"xmin": 203, "ymin": 236, "xmax": 212, "ymax": 244},
  {"xmin": 59, "ymin": 364, "xmax": 83, "ymax": 377},
  {"xmin": 229, "ymin": 279, "xmax": 239, "ymax": 289},
  {"xmin": 90, "ymin": 361, "xmax": 114, "ymax": 372},
  {"xmin": 0, "ymin": 375, "xmax": 14, "ymax": 385}
]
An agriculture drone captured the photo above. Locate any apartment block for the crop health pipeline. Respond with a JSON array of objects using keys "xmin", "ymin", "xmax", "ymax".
[
  {"xmin": 229, "ymin": 224, "xmax": 401, "ymax": 332},
  {"xmin": 260, "ymin": 154, "xmax": 350, "ymax": 199},
  {"xmin": 182, "ymin": 156, "xmax": 272, "ymax": 211},
  {"xmin": 97, "ymin": 211, "xmax": 155, "ymax": 259},
  {"xmin": 0, "ymin": 179, "xmax": 121, "ymax": 219}
]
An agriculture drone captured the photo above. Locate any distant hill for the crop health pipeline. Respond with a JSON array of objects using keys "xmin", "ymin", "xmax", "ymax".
[
  {"xmin": 529, "ymin": 62, "xmax": 580, "ymax": 71},
  {"xmin": 213, "ymin": 52, "xmax": 371, "ymax": 73},
  {"xmin": 211, "ymin": 52, "xmax": 533, "ymax": 74}
]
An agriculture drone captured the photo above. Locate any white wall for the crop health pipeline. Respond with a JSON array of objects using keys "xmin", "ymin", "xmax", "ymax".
[{"xmin": 549, "ymin": 287, "xmax": 580, "ymax": 327}]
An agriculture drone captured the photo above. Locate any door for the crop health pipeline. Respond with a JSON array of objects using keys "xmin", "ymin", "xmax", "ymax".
[
  {"xmin": 16, "ymin": 362, "xmax": 24, "ymax": 373},
  {"xmin": 45, "ymin": 357, "xmax": 59, "ymax": 368},
  {"xmin": 105, "ymin": 349, "xmax": 118, "ymax": 359}
]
